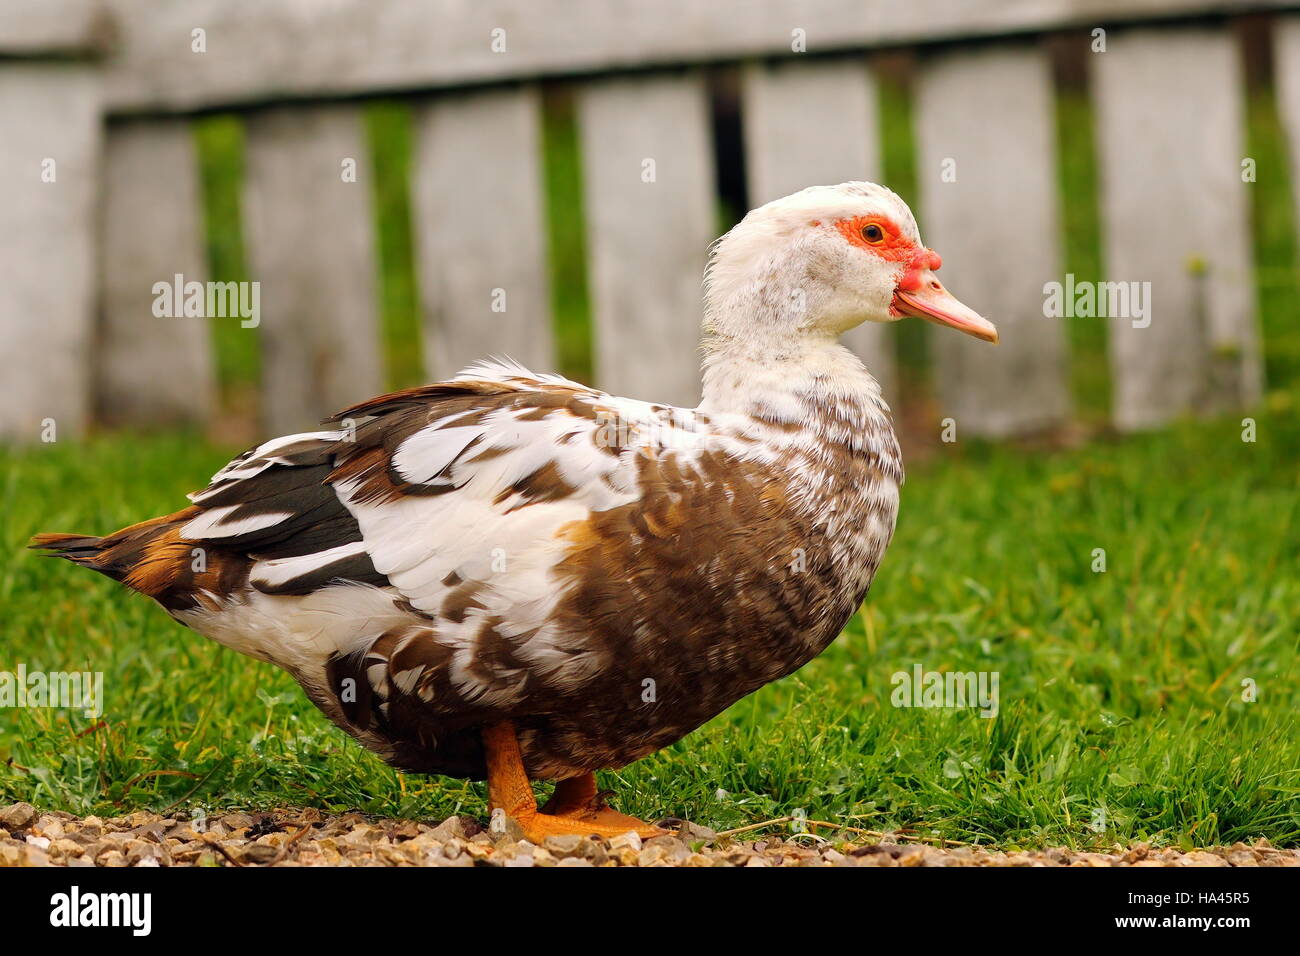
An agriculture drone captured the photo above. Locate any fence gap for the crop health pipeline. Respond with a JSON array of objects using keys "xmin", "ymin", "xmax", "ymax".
[
  {"xmin": 193, "ymin": 112, "xmax": 259, "ymax": 441},
  {"xmin": 874, "ymin": 53, "xmax": 928, "ymax": 408},
  {"xmin": 1049, "ymin": 33, "xmax": 1109, "ymax": 424},
  {"xmin": 708, "ymin": 65, "xmax": 749, "ymax": 234},
  {"xmin": 365, "ymin": 100, "xmax": 424, "ymax": 391},
  {"xmin": 1267, "ymin": 14, "xmax": 1300, "ymax": 387},
  {"xmin": 541, "ymin": 85, "xmax": 595, "ymax": 385}
]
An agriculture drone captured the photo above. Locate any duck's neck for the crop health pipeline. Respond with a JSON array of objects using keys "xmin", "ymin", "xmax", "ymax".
[
  {"xmin": 699, "ymin": 331, "xmax": 884, "ymax": 422},
  {"xmin": 698, "ymin": 331, "xmax": 900, "ymax": 478}
]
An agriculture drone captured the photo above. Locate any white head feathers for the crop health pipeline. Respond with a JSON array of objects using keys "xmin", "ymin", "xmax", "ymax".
[{"xmin": 703, "ymin": 182, "xmax": 922, "ymax": 346}]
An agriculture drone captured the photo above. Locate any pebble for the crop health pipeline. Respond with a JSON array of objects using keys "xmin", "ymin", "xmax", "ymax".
[
  {"xmin": 609, "ymin": 831, "xmax": 642, "ymax": 852},
  {"xmin": 0, "ymin": 803, "xmax": 38, "ymax": 831},
  {"xmin": 242, "ymin": 844, "xmax": 280, "ymax": 864},
  {"xmin": 0, "ymin": 803, "xmax": 1295, "ymax": 867}
]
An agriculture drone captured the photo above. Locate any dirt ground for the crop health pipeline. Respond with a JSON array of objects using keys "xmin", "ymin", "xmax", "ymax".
[{"xmin": 2, "ymin": 803, "xmax": 1295, "ymax": 867}]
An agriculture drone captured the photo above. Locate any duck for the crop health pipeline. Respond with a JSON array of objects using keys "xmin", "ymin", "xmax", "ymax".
[{"xmin": 33, "ymin": 182, "xmax": 997, "ymax": 841}]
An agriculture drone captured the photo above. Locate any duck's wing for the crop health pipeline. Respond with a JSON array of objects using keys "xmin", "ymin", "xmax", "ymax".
[
  {"xmin": 180, "ymin": 362, "xmax": 702, "ymax": 603},
  {"xmin": 169, "ymin": 362, "xmax": 722, "ymax": 734},
  {"xmin": 313, "ymin": 361, "xmax": 715, "ymax": 620}
]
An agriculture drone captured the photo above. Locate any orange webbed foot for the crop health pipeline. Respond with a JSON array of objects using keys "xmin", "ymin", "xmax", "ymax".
[
  {"xmin": 483, "ymin": 723, "xmax": 667, "ymax": 843},
  {"xmin": 513, "ymin": 807, "xmax": 667, "ymax": 842}
]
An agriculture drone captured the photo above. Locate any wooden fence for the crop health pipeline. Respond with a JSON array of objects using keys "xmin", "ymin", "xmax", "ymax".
[{"xmin": 2, "ymin": 0, "xmax": 1299, "ymax": 441}]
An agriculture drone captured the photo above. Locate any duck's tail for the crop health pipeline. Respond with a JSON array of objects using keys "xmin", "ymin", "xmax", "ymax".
[
  {"xmin": 29, "ymin": 508, "xmax": 201, "ymax": 597},
  {"xmin": 29, "ymin": 532, "xmax": 122, "ymax": 578}
]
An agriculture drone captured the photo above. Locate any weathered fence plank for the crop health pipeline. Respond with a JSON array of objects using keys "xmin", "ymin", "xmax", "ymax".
[
  {"xmin": 100, "ymin": 0, "xmax": 1298, "ymax": 114},
  {"xmin": 97, "ymin": 118, "xmax": 214, "ymax": 426},
  {"xmin": 0, "ymin": 65, "xmax": 101, "ymax": 442},
  {"xmin": 1275, "ymin": 15, "xmax": 1300, "ymax": 262},
  {"xmin": 243, "ymin": 105, "xmax": 382, "ymax": 434},
  {"xmin": 577, "ymin": 72, "xmax": 715, "ymax": 407},
  {"xmin": 913, "ymin": 42, "xmax": 1070, "ymax": 437},
  {"xmin": 0, "ymin": 0, "xmax": 111, "ymax": 55},
  {"xmin": 412, "ymin": 86, "xmax": 552, "ymax": 380},
  {"xmin": 742, "ymin": 56, "xmax": 896, "ymax": 406},
  {"xmin": 1093, "ymin": 26, "xmax": 1260, "ymax": 430}
]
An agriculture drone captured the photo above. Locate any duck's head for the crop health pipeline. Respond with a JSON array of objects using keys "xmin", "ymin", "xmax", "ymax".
[{"xmin": 704, "ymin": 181, "xmax": 998, "ymax": 346}]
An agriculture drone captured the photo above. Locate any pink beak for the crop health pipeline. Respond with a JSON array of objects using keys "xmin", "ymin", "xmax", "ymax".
[{"xmin": 892, "ymin": 257, "xmax": 999, "ymax": 344}]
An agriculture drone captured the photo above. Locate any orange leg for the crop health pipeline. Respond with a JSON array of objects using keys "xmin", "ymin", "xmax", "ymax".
[
  {"xmin": 483, "ymin": 720, "xmax": 665, "ymax": 842},
  {"xmin": 539, "ymin": 773, "xmax": 599, "ymax": 815}
]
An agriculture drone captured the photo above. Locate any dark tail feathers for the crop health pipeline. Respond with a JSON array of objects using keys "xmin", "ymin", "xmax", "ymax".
[
  {"xmin": 30, "ymin": 532, "xmax": 125, "ymax": 581},
  {"xmin": 30, "ymin": 507, "xmax": 200, "ymax": 591}
]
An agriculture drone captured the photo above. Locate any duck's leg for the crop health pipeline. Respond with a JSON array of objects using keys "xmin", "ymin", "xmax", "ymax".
[
  {"xmin": 483, "ymin": 720, "xmax": 665, "ymax": 841},
  {"xmin": 539, "ymin": 773, "xmax": 600, "ymax": 814}
]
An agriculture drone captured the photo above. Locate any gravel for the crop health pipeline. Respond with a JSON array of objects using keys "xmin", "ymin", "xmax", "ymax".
[{"xmin": 1, "ymin": 803, "xmax": 1295, "ymax": 867}]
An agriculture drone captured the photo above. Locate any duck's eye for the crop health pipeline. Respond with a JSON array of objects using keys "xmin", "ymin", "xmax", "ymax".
[{"xmin": 861, "ymin": 223, "xmax": 885, "ymax": 244}]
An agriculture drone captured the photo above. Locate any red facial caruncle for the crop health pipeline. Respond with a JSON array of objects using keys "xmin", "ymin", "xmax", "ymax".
[{"xmin": 829, "ymin": 214, "xmax": 998, "ymax": 344}]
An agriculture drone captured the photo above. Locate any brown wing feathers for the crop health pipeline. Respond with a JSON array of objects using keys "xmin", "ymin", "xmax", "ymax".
[{"xmin": 322, "ymin": 379, "xmax": 573, "ymax": 507}]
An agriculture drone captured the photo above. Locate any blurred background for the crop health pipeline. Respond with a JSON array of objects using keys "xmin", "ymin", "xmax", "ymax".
[
  {"xmin": 1, "ymin": 0, "xmax": 1298, "ymax": 449},
  {"xmin": 0, "ymin": 1, "xmax": 1297, "ymax": 840}
]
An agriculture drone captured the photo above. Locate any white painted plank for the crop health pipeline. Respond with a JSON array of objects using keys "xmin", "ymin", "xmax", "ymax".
[
  {"xmin": 914, "ymin": 42, "xmax": 1070, "ymax": 437},
  {"xmin": 742, "ymin": 55, "xmax": 896, "ymax": 407},
  {"xmin": 1275, "ymin": 15, "xmax": 1300, "ymax": 283},
  {"xmin": 97, "ymin": 118, "xmax": 215, "ymax": 426},
  {"xmin": 1093, "ymin": 26, "xmax": 1260, "ymax": 430},
  {"xmin": 577, "ymin": 72, "xmax": 715, "ymax": 408},
  {"xmin": 412, "ymin": 86, "xmax": 552, "ymax": 380},
  {"xmin": 0, "ymin": 65, "xmax": 101, "ymax": 442},
  {"xmin": 243, "ymin": 105, "xmax": 382, "ymax": 435},
  {"xmin": 100, "ymin": 0, "xmax": 1295, "ymax": 113}
]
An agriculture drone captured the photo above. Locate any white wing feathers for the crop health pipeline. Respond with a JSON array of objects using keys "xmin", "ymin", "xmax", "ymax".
[{"xmin": 334, "ymin": 366, "xmax": 709, "ymax": 624}]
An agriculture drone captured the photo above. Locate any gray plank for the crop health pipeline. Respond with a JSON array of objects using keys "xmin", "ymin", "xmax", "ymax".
[
  {"xmin": 742, "ymin": 55, "xmax": 896, "ymax": 407},
  {"xmin": 577, "ymin": 72, "xmax": 715, "ymax": 408},
  {"xmin": 0, "ymin": 64, "xmax": 102, "ymax": 442},
  {"xmin": 412, "ymin": 86, "xmax": 552, "ymax": 381},
  {"xmin": 913, "ymin": 42, "xmax": 1070, "ymax": 437},
  {"xmin": 99, "ymin": 0, "xmax": 1295, "ymax": 114},
  {"xmin": 97, "ymin": 118, "xmax": 214, "ymax": 426},
  {"xmin": 242, "ymin": 105, "xmax": 382, "ymax": 435},
  {"xmin": 0, "ymin": 0, "xmax": 112, "ymax": 55},
  {"xmin": 1093, "ymin": 26, "xmax": 1261, "ymax": 430}
]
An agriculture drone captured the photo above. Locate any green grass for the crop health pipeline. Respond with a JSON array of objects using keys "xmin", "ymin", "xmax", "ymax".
[
  {"xmin": 3, "ymin": 60, "xmax": 1298, "ymax": 849},
  {"xmin": 2, "ymin": 400, "xmax": 1296, "ymax": 847}
]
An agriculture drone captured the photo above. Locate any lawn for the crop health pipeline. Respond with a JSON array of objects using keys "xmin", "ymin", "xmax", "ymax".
[
  {"xmin": 2, "ymin": 63, "xmax": 1298, "ymax": 850},
  {"xmin": 2, "ymin": 394, "xmax": 1296, "ymax": 848}
]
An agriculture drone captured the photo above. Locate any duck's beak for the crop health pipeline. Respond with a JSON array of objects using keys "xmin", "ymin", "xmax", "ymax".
[{"xmin": 892, "ymin": 268, "xmax": 999, "ymax": 344}]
